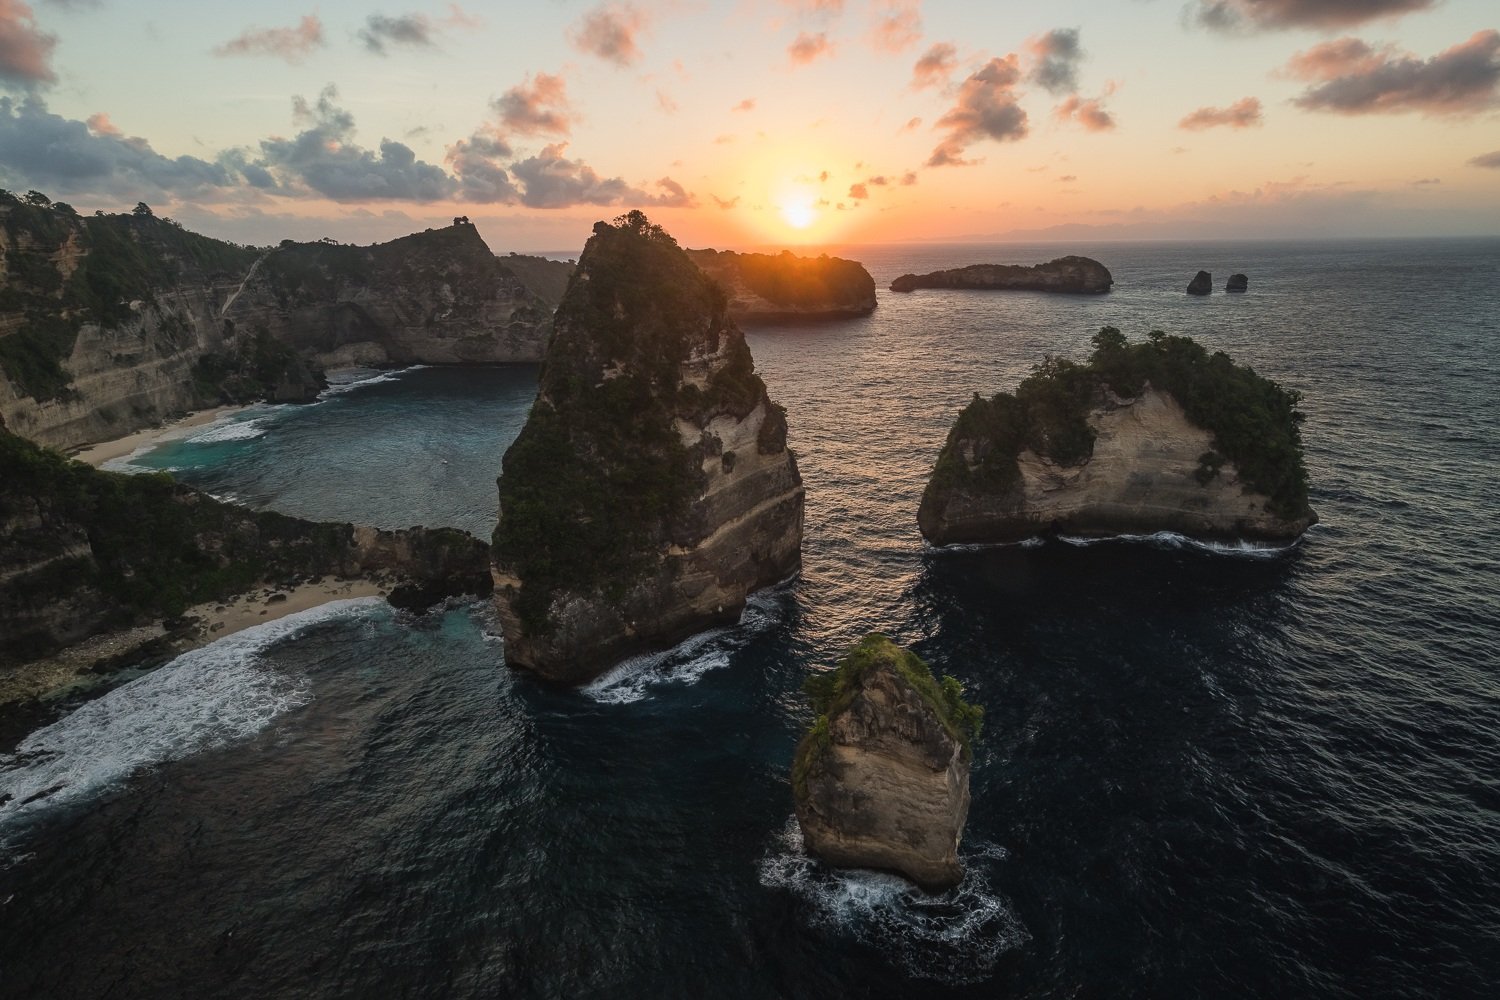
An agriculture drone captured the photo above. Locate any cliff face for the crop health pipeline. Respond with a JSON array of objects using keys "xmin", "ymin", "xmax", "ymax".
[
  {"xmin": 493, "ymin": 213, "xmax": 804, "ymax": 684},
  {"xmin": 793, "ymin": 635, "xmax": 978, "ymax": 892},
  {"xmin": 685, "ymin": 248, "xmax": 876, "ymax": 322},
  {"xmin": 890, "ymin": 256, "xmax": 1112, "ymax": 294},
  {"xmin": 919, "ymin": 328, "xmax": 1316, "ymax": 546}
]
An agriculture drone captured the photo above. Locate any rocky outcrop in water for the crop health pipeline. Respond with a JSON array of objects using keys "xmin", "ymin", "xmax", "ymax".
[
  {"xmin": 1226, "ymin": 273, "xmax": 1248, "ymax": 293},
  {"xmin": 492, "ymin": 212, "xmax": 804, "ymax": 684},
  {"xmin": 890, "ymin": 256, "xmax": 1112, "ymax": 295},
  {"xmin": 1187, "ymin": 271, "xmax": 1212, "ymax": 295},
  {"xmin": 685, "ymin": 249, "xmax": 876, "ymax": 322},
  {"xmin": 792, "ymin": 634, "xmax": 980, "ymax": 892},
  {"xmin": 919, "ymin": 328, "xmax": 1316, "ymax": 545}
]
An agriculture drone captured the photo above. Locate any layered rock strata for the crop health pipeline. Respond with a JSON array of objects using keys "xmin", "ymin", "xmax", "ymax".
[
  {"xmin": 686, "ymin": 248, "xmax": 876, "ymax": 322},
  {"xmin": 890, "ymin": 256, "xmax": 1112, "ymax": 294},
  {"xmin": 792, "ymin": 634, "xmax": 979, "ymax": 892},
  {"xmin": 492, "ymin": 213, "xmax": 804, "ymax": 683}
]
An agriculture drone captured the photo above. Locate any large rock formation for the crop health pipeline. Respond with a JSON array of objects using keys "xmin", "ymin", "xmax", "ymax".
[
  {"xmin": 793, "ymin": 634, "xmax": 981, "ymax": 892},
  {"xmin": 685, "ymin": 248, "xmax": 876, "ymax": 322},
  {"xmin": 919, "ymin": 328, "xmax": 1317, "ymax": 545},
  {"xmin": 1187, "ymin": 271, "xmax": 1212, "ymax": 295},
  {"xmin": 492, "ymin": 212, "xmax": 804, "ymax": 683},
  {"xmin": 890, "ymin": 256, "xmax": 1112, "ymax": 294},
  {"xmin": 496, "ymin": 253, "xmax": 577, "ymax": 311},
  {"xmin": 0, "ymin": 192, "xmax": 551, "ymax": 452},
  {"xmin": 1226, "ymin": 273, "xmax": 1248, "ymax": 293},
  {"xmin": 0, "ymin": 423, "xmax": 492, "ymax": 669}
]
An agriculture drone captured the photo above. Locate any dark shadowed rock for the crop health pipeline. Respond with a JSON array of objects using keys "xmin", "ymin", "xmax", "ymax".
[
  {"xmin": 890, "ymin": 256, "xmax": 1112, "ymax": 294},
  {"xmin": 1187, "ymin": 271, "xmax": 1213, "ymax": 295},
  {"xmin": 1226, "ymin": 273, "xmax": 1248, "ymax": 293},
  {"xmin": 686, "ymin": 249, "xmax": 876, "ymax": 322}
]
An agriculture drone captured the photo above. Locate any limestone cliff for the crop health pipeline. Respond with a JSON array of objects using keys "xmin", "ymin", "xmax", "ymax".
[
  {"xmin": 890, "ymin": 256, "xmax": 1112, "ymax": 294},
  {"xmin": 497, "ymin": 253, "xmax": 576, "ymax": 311},
  {"xmin": 919, "ymin": 328, "xmax": 1317, "ymax": 545},
  {"xmin": 492, "ymin": 212, "xmax": 804, "ymax": 684},
  {"xmin": 793, "ymin": 634, "xmax": 980, "ymax": 892},
  {"xmin": 686, "ymin": 248, "xmax": 876, "ymax": 322}
]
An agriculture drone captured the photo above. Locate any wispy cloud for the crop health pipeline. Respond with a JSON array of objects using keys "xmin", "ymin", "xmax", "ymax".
[
  {"xmin": 358, "ymin": 12, "xmax": 436, "ymax": 55},
  {"xmin": 1191, "ymin": 0, "xmax": 1435, "ymax": 32},
  {"xmin": 0, "ymin": 0, "xmax": 57, "ymax": 89},
  {"xmin": 788, "ymin": 31, "xmax": 833, "ymax": 65},
  {"xmin": 568, "ymin": 3, "xmax": 647, "ymax": 68},
  {"xmin": 910, "ymin": 41, "xmax": 956, "ymax": 89},
  {"xmin": 214, "ymin": 15, "xmax": 324, "ymax": 65},
  {"xmin": 928, "ymin": 55, "xmax": 1028, "ymax": 166},
  {"xmin": 1285, "ymin": 31, "xmax": 1500, "ymax": 117},
  {"xmin": 869, "ymin": 0, "xmax": 921, "ymax": 54},
  {"xmin": 494, "ymin": 72, "xmax": 574, "ymax": 136},
  {"xmin": 1178, "ymin": 96, "xmax": 1263, "ymax": 130}
]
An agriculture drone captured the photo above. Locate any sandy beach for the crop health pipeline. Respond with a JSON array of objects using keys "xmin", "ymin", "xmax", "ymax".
[{"xmin": 71, "ymin": 404, "xmax": 252, "ymax": 468}]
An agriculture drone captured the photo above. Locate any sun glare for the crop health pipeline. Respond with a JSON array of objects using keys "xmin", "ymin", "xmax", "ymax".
[{"xmin": 780, "ymin": 199, "xmax": 817, "ymax": 230}]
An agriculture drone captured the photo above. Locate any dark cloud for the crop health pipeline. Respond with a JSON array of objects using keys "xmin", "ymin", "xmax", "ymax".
[
  {"xmin": 1, "ymin": 0, "xmax": 56, "ymax": 88},
  {"xmin": 911, "ymin": 42, "xmax": 956, "ymax": 90},
  {"xmin": 1191, "ymin": 0, "xmax": 1435, "ymax": 32},
  {"xmin": 788, "ymin": 31, "xmax": 832, "ymax": 65},
  {"xmin": 507, "ymin": 143, "xmax": 694, "ymax": 209},
  {"xmin": 1055, "ymin": 93, "xmax": 1115, "ymax": 131},
  {"xmin": 214, "ymin": 15, "xmax": 324, "ymax": 64},
  {"xmin": 1178, "ymin": 96, "xmax": 1263, "ymax": 130},
  {"xmin": 1286, "ymin": 31, "xmax": 1500, "ymax": 117},
  {"xmin": 927, "ymin": 56, "xmax": 1028, "ymax": 167},
  {"xmin": 445, "ymin": 130, "xmax": 519, "ymax": 204},
  {"xmin": 358, "ymin": 13, "xmax": 434, "ymax": 55},
  {"xmin": 0, "ymin": 95, "xmax": 232, "ymax": 196},
  {"xmin": 568, "ymin": 3, "xmax": 646, "ymax": 67},
  {"xmin": 1470, "ymin": 150, "xmax": 1500, "ymax": 168},
  {"xmin": 1027, "ymin": 28, "xmax": 1081, "ymax": 96},
  {"xmin": 494, "ymin": 72, "xmax": 573, "ymax": 136},
  {"xmin": 869, "ymin": 0, "xmax": 920, "ymax": 54},
  {"xmin": 255, "ymin": 87, "xmax": 455, "ymax": 201}
]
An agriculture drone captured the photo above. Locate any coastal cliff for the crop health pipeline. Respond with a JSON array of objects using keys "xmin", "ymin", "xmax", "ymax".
[
  {"xmin": 919, "ymin": 328, "xmax": 1316, "ymax": 545},
  {"xmin": 890, "ymin": 256, "xmax": 1112, "ymax": 294},
  {"xmin": 686, "ymin": 248, "xmax": 876, "ymax": 322},
  {"xmin": 0, "ymin": 191, "xmax": 551, "ymax": 451},
  {"xmin": 792, "ymin": 634, "xmax": 980, "ymax": 892},
  {"xmin": 492, "ymin": 212, "xmax": 804, "ymax": 684}
]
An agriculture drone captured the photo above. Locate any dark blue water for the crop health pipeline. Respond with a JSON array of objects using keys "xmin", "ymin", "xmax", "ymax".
[{"xmin": 2, "ymin": 239, "xmax": 1498, "ymax": 998}]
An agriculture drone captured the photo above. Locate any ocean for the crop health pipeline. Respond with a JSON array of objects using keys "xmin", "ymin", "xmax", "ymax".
[{"xmin": 2, "ymin": 238, "xmax": 1497, "ymax": 998}]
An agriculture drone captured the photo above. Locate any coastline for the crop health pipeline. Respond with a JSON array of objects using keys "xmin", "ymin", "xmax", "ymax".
[
  {"xmin": 70, "ymin": 404, "xmax": 252, "ymax": 468},
  {"xmin": 0, "ymin": 576, "xmax": 385, "ymax": 712}
]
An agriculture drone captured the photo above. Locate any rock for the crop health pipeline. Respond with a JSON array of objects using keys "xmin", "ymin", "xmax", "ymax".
[
  {"xmin": 685, "ymin": 249, "xmax": 876, "ymax": 322},
  {"xmin": 492, "ymin": 212, "xmax": 805, "ymax": 684},
  {"xmin": 1187, "ymin": 271, "xmax": 1212, "ymax": 295},
  {"xmin": 919, "ymin": 327, "xmax": 1317, "ymax": 545},
  {"xmin": 497, "ymin": 253, "xmax": 577, "ymax": 311},
  {"xmin": 1226, "ymin": 273, "xmax": 1248, "ymax": 293},
  {"xmin": 793, "ymin": 634, "xmax": 980, "ymax": 892},
  {"xmin": 890, "ymin": 256, "xmax": 1112, "ymax": 294}
]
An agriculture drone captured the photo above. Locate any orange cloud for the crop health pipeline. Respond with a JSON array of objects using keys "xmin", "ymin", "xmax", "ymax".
[{"xmin": 1178, "ymin": 96, "xmax": 1263, "ymax": 130}]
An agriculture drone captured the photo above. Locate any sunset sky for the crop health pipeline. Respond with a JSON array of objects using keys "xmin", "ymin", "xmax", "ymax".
[{"xmin": 2, "ymin": 0, "xmax": 1498, "ymax": 250}]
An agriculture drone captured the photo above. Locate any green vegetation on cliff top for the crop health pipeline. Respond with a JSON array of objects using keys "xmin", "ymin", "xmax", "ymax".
[
  {"xmin": 689, "ymin": 248, "xmax": 874, "ymax": 310},
  {"xmin": 927, "ymin": 327, "xmax": 1311, "ymax": 519}
]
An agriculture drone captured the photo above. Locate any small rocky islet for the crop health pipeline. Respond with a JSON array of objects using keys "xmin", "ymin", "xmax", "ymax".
[{"xmin": 890, "ymin": 255, "xmax": 1113, "ymax": 294}]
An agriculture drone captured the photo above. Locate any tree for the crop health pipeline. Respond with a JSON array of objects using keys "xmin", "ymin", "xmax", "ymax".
[
  {"xmin": 24, "ymin": 190, "xmax": 51, "ymax": 207},
  {"xmin": 133, "ymin": 202, "xmax": 154, "ymax": 217}
]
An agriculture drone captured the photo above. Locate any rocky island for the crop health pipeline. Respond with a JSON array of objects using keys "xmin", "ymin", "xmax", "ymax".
[
  {"xmin": 792, "ymin": 634, "xmax": 981, "ymax": 892},
  {"xmin": 492, "ymin": 212, "xmax": 804, "ymax": 683},
  {"xmin": 685, "ymin": 248, "xmax": 876, "ymax": 322},
  {"xmin": 1187, "ymin": 271, "xmax": 1213, "ymax": 295},
  {"xmin": 890, "ymin": 256, "xmax": 1112, "ymax": 294},
  {"xmin": 919, "ymin": 327, "xmax": 1316, "ymax": 545}
]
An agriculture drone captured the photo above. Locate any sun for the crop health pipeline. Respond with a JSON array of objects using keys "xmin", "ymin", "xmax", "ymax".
[{"xmin": 780, "ymin": 197, "xmax": 817, "ymax": 230}]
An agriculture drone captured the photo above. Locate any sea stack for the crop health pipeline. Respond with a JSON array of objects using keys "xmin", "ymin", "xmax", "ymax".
[
  {"xmin": 1226, "ymin": 273, "xmax": 1248, "ymax": 293},
  {"xmin": 492, "ymin": 212, "xmax": 804, "ymax": 684},
  {"xmin": 685, "ymin": 249, "xmax": 876, "ymax": 322},
  {"xmin": 890, "ymin": 256, "xmax": 1112, "ymax": 294},
  {"xmin": 1187, "ymin": 271, "xmax": 1213, "ymax": 295},
  {"xmin": 919, "ymin": 327, "xmax": 1316, "ymax": 545},
  {"xmin": 792, "ymin": 634, "xmax": 981, "ymax": 893}
]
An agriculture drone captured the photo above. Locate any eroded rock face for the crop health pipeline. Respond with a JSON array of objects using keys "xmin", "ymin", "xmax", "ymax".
[
  {"xmin": 793, "ymin": 635, "xmax": 975, "ymax": 892},
  {"xmin": 685, "ymin": 248, "xmax": 876, "ymax": 322},
  {"xmin": 890, "ymin": 256, "xmax": 1112, "ymax": 294},
  {"xmin": 1187, "ymin": 271, "xmax": 1213, "ymax": 295},
  {"xmin": 1226, "ymin": 273, "xmax": 1248, "ymax": 293},
  {"xmin": 492, "ymin": 214, "xmax": 804, "ymax": 684}
]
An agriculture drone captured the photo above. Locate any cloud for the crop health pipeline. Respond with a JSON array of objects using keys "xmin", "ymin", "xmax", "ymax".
[
  {"xmin": 255, "ymin": 87, "xmax": 455, "ymax": 201},
  {"xmin": 1178, "ymin": 96, "xmax": 1263, "ymax": 130},
  {"xmin": 0, "ymin": 95, "xmax": 233, "ymax": 197},
  {"xmin": 494, "ymin": 72, "xmax": 573, "ymax": 136},
  {"xmin": 214, "ymin": 15, "xmax": 324, "ymax": 64},
  {"xmin": 1470, "ymin": 150, "xmax": 1500, "ymax": 168},
  {"xmin": 656, "ymin": 89, "xmax": 677, "ymax": 114},
  {"xmin": 911, "ymin": 42, "xmax": 956, "ymax": 89},
  {"xmin": 508, "ymin": 143, "xmax": 693, "ymax": 209},
  {"xmin": 1191, "ymin": 0, "xmax": 1435, "ymax": 32},
  {"xmin": 732, "ymin": 97, "xmax": 755, "ymax": 112},
  {"xmin": 0, "ymin": 0, "xmax": 56, "ymax": 88},
  {"xmin": 358, "ymin": 13, "xmax": 435, "ymax": 55},
  {"xmin": 780, "ymin": 0, "xmax": 843, "ymax": 14},
  {"xmin": 1027, "ymin": 28, "xmax": 1082, "ymax": 96},
  {"xmin": 445, "ymin": 129, "xmax": 519, "ymax": 203},
  {"xmin": 900, "ymin": 171, "xmax": 916, "ymax": 185},
  {"xmin": 1285, "ymin": 31, "xmax": 1500, "ymax": 117},
  {"xmin": 1054, "ymin": 93, "xmax": 1115, "ymax": 131},
  {"xmin": 568, "ymin": 3, "xmax": 646, "ymax": 67},
  {"xmin": 788, "ymin": 31, "xmax": 832, "ymax": 65},
  {"xmin": 869, "ymin": 0, "xmax": 921, "ymax": 54},
  {"xmin": 927, "ymin": 55, "xmax": 1028, "ymax": 166},
  {"xmin": 711, "ymin": 193, "xmax": 739, "ymax": 209},
  {"xmin": 848, "ymin": 182, "xmax": 868, "ymax": 199},
  {"xmin": 1058, "ymin": 174, "xmax": 1077, "ymax": 182}
]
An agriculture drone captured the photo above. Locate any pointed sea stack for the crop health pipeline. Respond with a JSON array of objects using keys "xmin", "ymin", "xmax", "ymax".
[
  {"xmin": 793, "ymin": 634, "xmax": 981, "ymax": 892},
  {"xmin": 1187, "ymin": 271, "xmax": 1213, "ymax": 295},
  {"xmin": 492, "ymin": 212, "xmax": 804, "ymax": 683}
]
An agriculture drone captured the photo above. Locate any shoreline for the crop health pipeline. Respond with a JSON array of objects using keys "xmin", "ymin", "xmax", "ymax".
[
  {"xmin": 0, "ymin": 576, "xmax": 386, "ymax": 712},
  {"xmin": 70, "ymin": 404, "xmax": 253, "ymax": 468}
]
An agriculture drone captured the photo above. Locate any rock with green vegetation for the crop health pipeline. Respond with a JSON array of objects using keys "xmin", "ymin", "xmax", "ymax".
[
  {"xmin": 890, "ymin": 256, "xmax": 1112, "ymax": 294},
  {"xmin": 792, "ymin": 634, "xmax": 980, "ymax": 892},
  {"xmin": 684, "ymin": 248, "xmax": 876, "ymax": 322},
  {"xmin": 492, "ymin": 212, "xmax": 804, "ymax": 684},
  {"xmin": 497, "ymin": 253, "xmax": 577, "ymax": 311},
  {"xmin": 919, "ymin": 328, "xmax": 1317, "ymax": 545},
  {"xmin": 0, "ymin": 423, "xmax": 492, "ymax": 670}
]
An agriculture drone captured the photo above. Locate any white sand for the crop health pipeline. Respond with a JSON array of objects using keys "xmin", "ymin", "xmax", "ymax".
[{"xmin": 71, "ymin": 404, "xmax": 251, "ymax": 468}]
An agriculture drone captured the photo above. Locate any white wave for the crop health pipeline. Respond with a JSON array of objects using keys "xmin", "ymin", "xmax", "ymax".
[
  {"xmin": 580, "ymin": 584, "xmax": 792, "ymax": 705},
  {"xmin": 184, "ymin": 416, "xmax": 267, "ymax": 444},
  {"xmin": 0, "ymin": 598, "xmax": 382, "ymax": 832},
  {"xmin": 317, "ymin": 364, "xmax": 428, "ymax": 399},
  {"xmin": 757, "ymin": 819, "xmax": 1028, "ymax": 984},
  {"xmin": 1058, "ymin": 530, "xmax": 1299, "ymax": 559},
  {"xmin": 926, "ymin": 536, "xmax": 1045, "ymax": 554}
]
